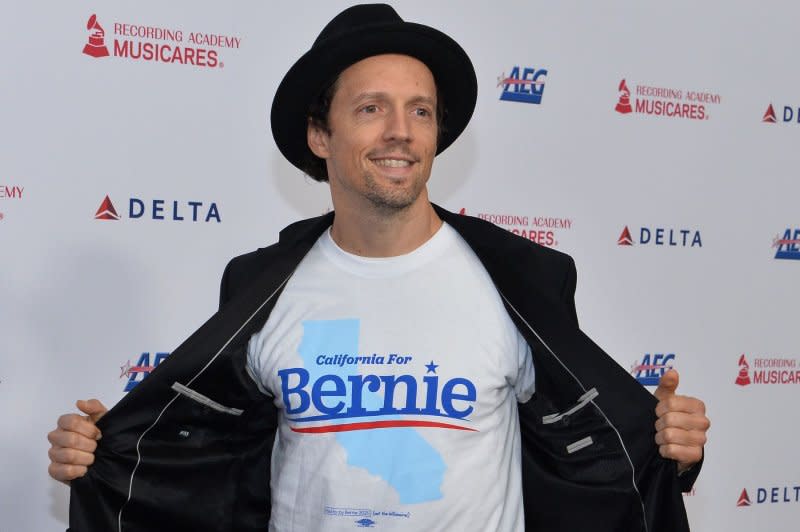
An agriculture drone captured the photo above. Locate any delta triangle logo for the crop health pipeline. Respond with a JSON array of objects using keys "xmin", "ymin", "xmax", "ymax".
[
  {"xmin": 763, "ymin": 104, "xmax": 777, "ymax": 123},
  {"xmin": 95, "ymin": 195, "xmax": 120, "ymax": 220},
  {"xmin": 737, "ymin": 488, "xmax": 751, "ymax": 507},
  {"xmin": 615, "ymin": 79, "xmax": 632, "ymax": 114},
  {"xmin": 618, "ymin": 226, "xmax": 634, "ymax": 246},
  {"xmin": 735, "ymin": 354, "xmax": 751, "ymax": 386}
]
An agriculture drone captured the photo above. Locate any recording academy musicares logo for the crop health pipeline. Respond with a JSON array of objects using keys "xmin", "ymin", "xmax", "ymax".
[
  {"xmin": 0, "ymin": 184, "xmax": 25, "ymax": 222},
  {"xmin": 94, "ymin": 195, "xmax": 221, "ymax": 222},
  {"xmin": 735, "ymin": 353, "xmax": 799, "ymax": 386},
  {"xmin": 82, "ymin": 14, "xmax": 109, "ymax": 57},
  {"xmin": 615, "ymin": 78, "xmax": 721, "ymax": 121},
  {"xmin": 81, "ymin": 13, "xmax": 241, "ymax": 69},
  {"xmin": 458, "ymin": 208, "xmax": 571, "ymax": 248}
]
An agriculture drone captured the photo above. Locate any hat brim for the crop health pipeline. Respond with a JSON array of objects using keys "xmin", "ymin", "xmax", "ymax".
[{"xmin": 270, "ymin": 20, "xmax": 477, "ymax": 176}]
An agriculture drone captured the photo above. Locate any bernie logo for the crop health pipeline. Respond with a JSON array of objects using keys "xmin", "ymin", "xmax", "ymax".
[
  {"xmin": 355, "ymin": 518, "xmax": 376, "ymax": 528},
  {"xmin": 498, "ymin": 66, "xmax": 547, "ymax": 104},
  {"xmin": 631, "ymin": 353, "xmax": 675, "ymax": 386},
  {"xmin": 120, "ymin": 351, "xmax": 169, "ymax": 392},
  {"xmin": 279, "ymin": 362, "xmax": 478, "ymax": 434},
  {"xmin": 773, "ymin": 228, "xmax": 800, "ymax": 260}
]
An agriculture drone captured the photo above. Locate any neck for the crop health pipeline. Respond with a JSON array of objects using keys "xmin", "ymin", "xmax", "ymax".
[{"xmin": 329, "ymin": 196, "xmax": 442, "ymax": 257}]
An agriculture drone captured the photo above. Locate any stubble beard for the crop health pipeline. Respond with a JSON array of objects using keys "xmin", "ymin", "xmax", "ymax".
[{"xmin": 361, "ymin": 169, "xmax": 426, "ymax": 215}]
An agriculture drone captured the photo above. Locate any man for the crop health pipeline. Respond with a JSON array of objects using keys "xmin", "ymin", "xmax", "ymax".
[{"xmin": 48, "ymin": 5, "xmax": 709, "ymax": 531}]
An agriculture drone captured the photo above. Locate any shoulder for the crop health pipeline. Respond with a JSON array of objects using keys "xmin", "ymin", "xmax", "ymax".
[
  {"xmin": 218, "ymin": 242, "xmax": 283, "ymax": 308},
  {"xmin": 441, "ymin": 210, "xmax": 579, "ymax": 324},
  {"xmin": 443, "ymin": 209, "xmax": 576, "ymax": 274},
  {"xmin": 218, "ymin": 213, "xmax": 333, "ymax": 307},
  {"xmin": 224, "ymin": 242, "xmax": 283, "ymax": 281}
]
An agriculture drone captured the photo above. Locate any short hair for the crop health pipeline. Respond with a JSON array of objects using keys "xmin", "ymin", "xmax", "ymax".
[{"xmin": 302, "ymin": 74, "xmax": 447, "ymax": 182}]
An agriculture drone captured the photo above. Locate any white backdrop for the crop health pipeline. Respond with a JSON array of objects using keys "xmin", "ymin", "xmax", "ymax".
[{"xmin": 1, "ymin": 1, "xmax": 798, "ymax": 530}]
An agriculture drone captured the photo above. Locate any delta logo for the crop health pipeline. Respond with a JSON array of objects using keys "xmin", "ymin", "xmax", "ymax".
[
  {"xmin": 459, "ymin": 208, "xmax": 572, "ymax": 248},
  {"xmin": 94, "ymin": 195, "xmax": 221, "ymax": 222},
  {"xmin": 120, "ymin": 351, "xmax": 169, "ymax": 392},
  {"xmin": 737, "ymin": 488, "xmax": 751, "ymax": 507},
  {"xmin": 773, "ymin": 228, "xmax": 800, "ymax": 260},
  {"xmin": 615, "ymin": 78, "xmax": 720, "ymax": 121},
  {"xmin": 82, "ymin": 13, "xmax": 241, "ymax": 69},
  {"xmin": 762, "ymin": 103, "xmax": 800, "ymax": 125},
  {"xmin": 498, "ymin": 66, "xmax": 547, "ymax": 104},
  {"xmin": 735, "ymin": 353, "xmax": 800, "ymax": 386},
  {"xmin": 617, "ymin": 225, "xmax": 702, "ymax": 247},
  {"xmin": 737, "ymin": 486, "xmax": 800, "ymax": 507},
  {"xmin": 631, "ymin": 353, "xmax": 675, "ymax": 386}
]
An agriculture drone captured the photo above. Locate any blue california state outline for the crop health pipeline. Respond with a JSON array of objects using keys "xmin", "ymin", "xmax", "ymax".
[{"xmin": 297, "ymin": 318, "xmax": 445, "ymax": 504}]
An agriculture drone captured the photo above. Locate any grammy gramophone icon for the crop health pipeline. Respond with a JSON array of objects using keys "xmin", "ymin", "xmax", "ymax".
[
  {"xmin": 615, "ymin": 79, "xmax": 632, "ymax": 114},
  {"xmin": 82, "ymin": 14, "xmax": 109, "ymax": 58},
  {"xmin": 735, "ymin": 354, "xmax": 751, "ymax": 386}
]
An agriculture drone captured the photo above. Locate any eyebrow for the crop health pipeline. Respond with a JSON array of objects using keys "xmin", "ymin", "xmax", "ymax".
[{"xmin": 351, "ymin": 92, "xmax": 436, "ymax": 107}]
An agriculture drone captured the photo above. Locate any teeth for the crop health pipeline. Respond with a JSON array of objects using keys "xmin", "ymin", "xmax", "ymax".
[{"xmin": 373, "ymin": 159, "xmax": 411, "ymax": 168}]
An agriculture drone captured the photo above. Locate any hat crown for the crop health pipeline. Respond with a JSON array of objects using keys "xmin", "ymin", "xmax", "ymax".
[
  {"xmin": 313, "ymin": 4, "xmax": 402, "ymax": 46},
  {"xmin": 271, "ymin": 3, "xmax": 477, "ymax": 180}
]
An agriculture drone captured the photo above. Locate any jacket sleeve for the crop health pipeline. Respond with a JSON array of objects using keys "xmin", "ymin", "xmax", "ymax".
[
  {"xmin": 678, "ymin": 455, "xmax": 703, "ymax": 492},
  {"xmin": 218, "ymin": 259, "xmax": 234, "ymax": 310},
  {"xmin": 559, "ymin": 255, "xmax": 579, "ymax": 328}
]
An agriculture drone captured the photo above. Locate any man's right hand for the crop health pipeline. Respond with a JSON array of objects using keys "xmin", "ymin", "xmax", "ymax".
[{"xmin": 47, "ymin": 399, "xmax": 107, "ymax": 485}]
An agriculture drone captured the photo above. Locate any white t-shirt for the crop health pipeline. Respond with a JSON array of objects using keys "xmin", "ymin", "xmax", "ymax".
[{"xmin": 247, "ymin": 222, "xmax": 535, "ymax": 532}]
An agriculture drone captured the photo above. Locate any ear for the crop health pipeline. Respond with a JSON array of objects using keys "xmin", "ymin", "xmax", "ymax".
[{"xmin": 307, "ymin": 122, "xmax": 331, "ymax": 159}]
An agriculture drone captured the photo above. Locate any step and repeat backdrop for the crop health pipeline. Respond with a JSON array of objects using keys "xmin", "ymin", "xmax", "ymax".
[{"xmin": 1, "ymin": 1, "xmax": 797, "ymax": 530}]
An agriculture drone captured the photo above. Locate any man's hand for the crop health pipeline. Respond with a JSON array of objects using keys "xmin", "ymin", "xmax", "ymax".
[
  {"xmin": 653, "ymin": 370, "xmax": 710, "ymax": 473},
  {"xmin": 47, "ymin": 399, "xmax": 107, "ymax": 485}
]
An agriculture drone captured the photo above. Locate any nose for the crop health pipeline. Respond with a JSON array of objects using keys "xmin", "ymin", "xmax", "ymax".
[{"xmin": 382, "ymin": 109, "xmax": 412, "ymax": 144}]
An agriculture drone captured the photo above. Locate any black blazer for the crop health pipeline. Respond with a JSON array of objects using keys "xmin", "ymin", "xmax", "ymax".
[{"xmin": 69, "ymin": 205, "xmax": 695, "ymax": 531}]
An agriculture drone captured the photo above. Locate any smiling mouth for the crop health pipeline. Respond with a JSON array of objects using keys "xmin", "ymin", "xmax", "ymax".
[{"xmin": 371, "ymin": 158, "xmax": 413, "ymax": 168}]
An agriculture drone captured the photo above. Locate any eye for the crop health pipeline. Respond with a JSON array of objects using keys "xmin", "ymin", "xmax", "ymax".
[
  {"xmin": 360, "ymin": 104, "xmax": 379, "ymax": 114},
  {"xmin": 414, "ymin": 107, "xmax": 431, "ymax": 117}
]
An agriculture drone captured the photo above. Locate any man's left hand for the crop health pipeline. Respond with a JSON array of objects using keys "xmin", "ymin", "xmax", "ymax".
[{"xmin": 653, "ymin": 369, "xmax": 710, "ymax": 473}]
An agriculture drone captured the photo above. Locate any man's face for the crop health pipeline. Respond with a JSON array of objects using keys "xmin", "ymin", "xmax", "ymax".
[{"xmin": 308, "ymin": 54, "xmax": 438, "ymax": 214}]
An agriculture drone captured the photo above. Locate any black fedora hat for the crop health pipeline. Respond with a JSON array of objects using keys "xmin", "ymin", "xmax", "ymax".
[{"xmin": 270, "ymin": 3, "xmax": 477, "ymax": 179}]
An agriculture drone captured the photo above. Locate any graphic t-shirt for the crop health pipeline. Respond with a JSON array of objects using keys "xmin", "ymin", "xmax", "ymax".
[{"xmin": 247, "ymin": 222, "xmax": 535, "ymax": 532}]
